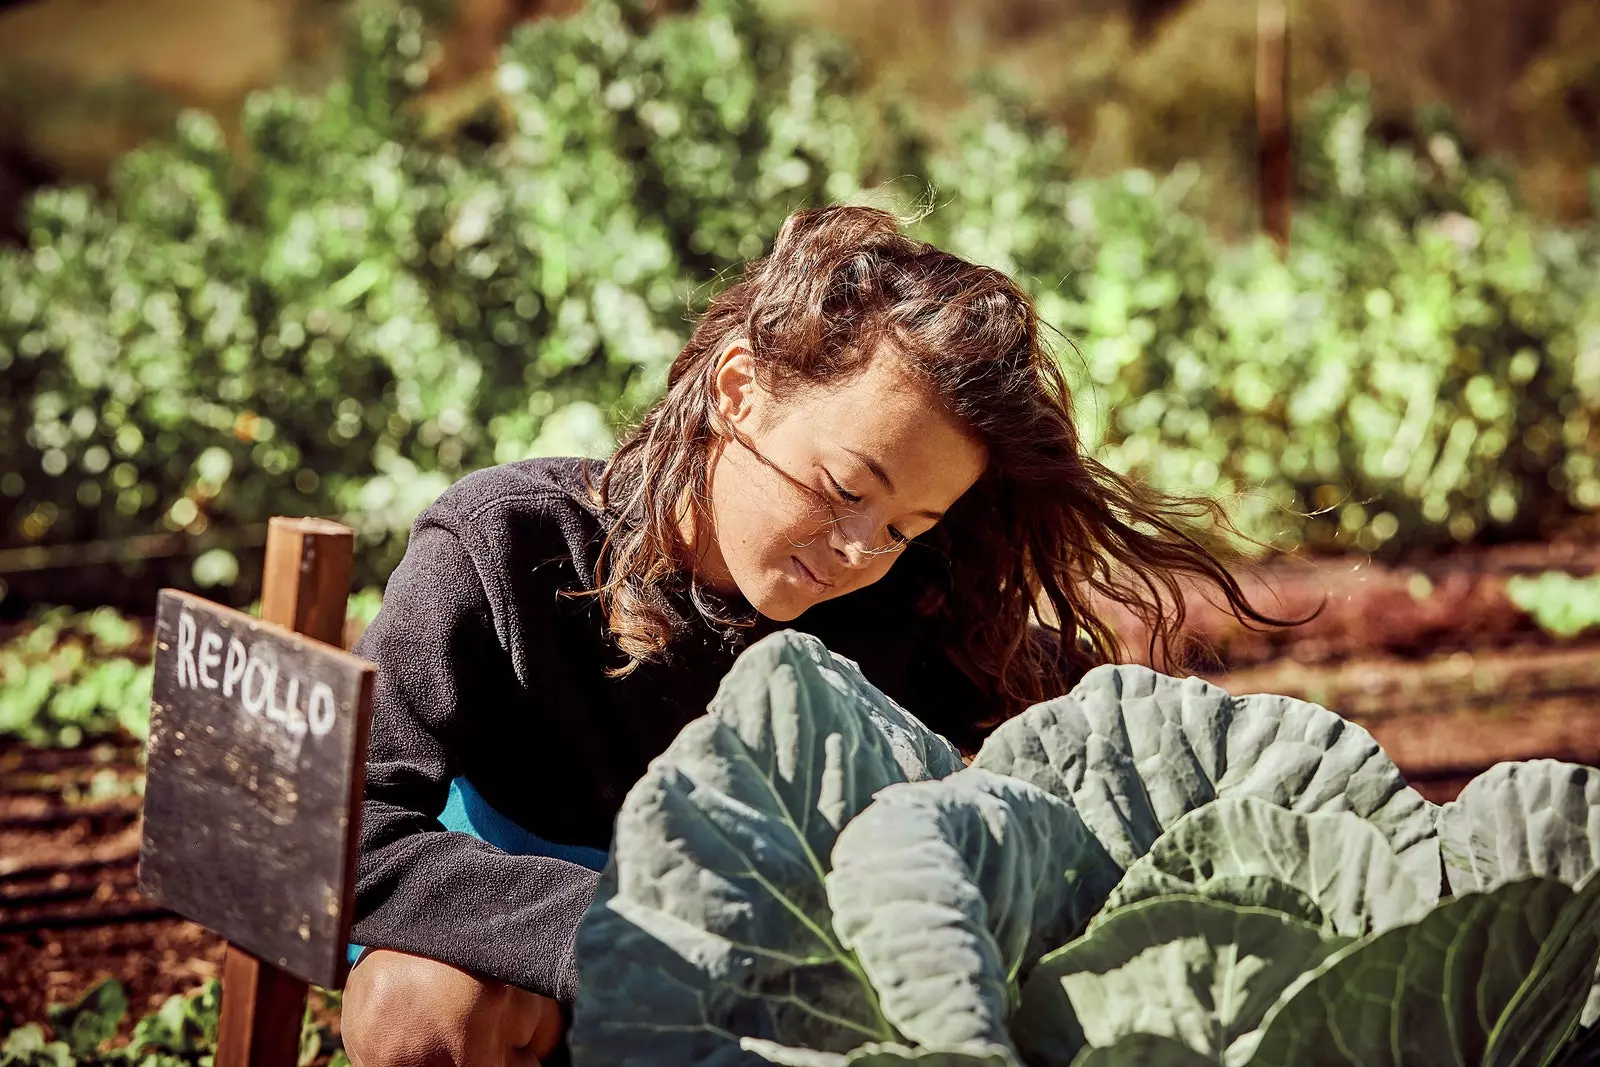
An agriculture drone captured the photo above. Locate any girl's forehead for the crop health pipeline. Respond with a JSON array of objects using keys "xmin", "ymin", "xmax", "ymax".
[
  {"xmin": 775, "ymin": 356, "xmax": 985, "ymax": 504},
  {"xmin": 797, "ymin": 345, "xmax": 922, "ymax": 402},
  {"xmin": 785, "ymin": 355, "xmax": 934, "ymax": 437}
]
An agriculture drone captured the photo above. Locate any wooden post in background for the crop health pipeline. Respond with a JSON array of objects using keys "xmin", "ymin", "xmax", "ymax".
[
  {"xmin": 1257, "ymin": 0, "xmax": 1291, "ymax": 254},
  {"xmin": 215, "ymin": 517, "xmax": 355, "ymax": 1067}
]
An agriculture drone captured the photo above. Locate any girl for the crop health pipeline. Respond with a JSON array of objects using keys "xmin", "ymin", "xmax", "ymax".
[{"xmin": 340, "ymin": 206, "xmax": 1290, "ymax": 1067}]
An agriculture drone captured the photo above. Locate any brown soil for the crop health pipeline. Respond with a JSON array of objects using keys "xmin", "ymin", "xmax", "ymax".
[
  {"xmin": 1099, "ymin": 540, "xmax": 1600, "ymax": 670},
  {"xmin": 0, "ymin": 742, "xmax": 225, "ymax": 1035},
  {"xmin": 0, "ymin": 917, "xmax": 224, "ymax": 1037},
  {"xmin": 2, "ymin": 541, "xmax": 1598, "ymax": 1035}
]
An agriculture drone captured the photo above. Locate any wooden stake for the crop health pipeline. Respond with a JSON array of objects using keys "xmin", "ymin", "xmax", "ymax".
[
  {"xmin": 1256, "ymin": 0, "xmax": 1291, "ymax": 253},
  {"xmin": 217, "ymin": 949, "xmax": 310, "ymax": 1067},
  {"xmin": 215, "ymin": 517, "xmax": 356, "ymax": 1067},
  {"xmin": 260, "ymin": 517, "xmax": 357, "ymax": 648}
]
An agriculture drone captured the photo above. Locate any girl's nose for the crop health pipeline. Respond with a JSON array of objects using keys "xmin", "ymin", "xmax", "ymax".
[{"xmin": 828, "ymin": 513, "xmax": 878, "ymax": 569}]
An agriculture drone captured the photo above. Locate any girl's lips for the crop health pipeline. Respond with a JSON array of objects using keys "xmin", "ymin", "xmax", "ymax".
[{"xmin": 790, "ymin": 555, "xmax": 832, "ymax": 592}]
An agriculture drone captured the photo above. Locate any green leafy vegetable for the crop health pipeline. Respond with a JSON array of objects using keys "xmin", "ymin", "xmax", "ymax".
[
  {"xmin": 0, "ymin": 607, "xmax": 153, "ymax": 748},
  {"xmin": 0, "ymin": 1027, "xmax": 74, "ymax": 1067},
  {"xmin": 1556, "ymin": 1022, "xmax": 1600, "ymax": 1067},
  {"xmin": 569, "ymin": 631, "xmax": 965, "ymax": 1065},
  {"xmin": 45, "ymin": 981, "xmax": 126, "ymax": 1060},
  {"xmin": 1068, "ymin": 1033, "xmax": 1218, "ymax": 1067},
  {"xmin": 1014, "ymin": 895, "xmax": 1345, "ymax": 1065},
  {"xmin": 1101, "ymin": 796, "xmax": 1436, "ymax": 937},
  {"xmin": 571, "ymin": 636, "xmax": 1600, "ymax": 1067},
  {"xmin": 1507, "ymin": 573, "xmax": 1600, "ymax": 639},
  {"xmin": 1248, "ymin": 876, "xmax": 1599, "ymax": 1067},
  {"xmin": 5, "ymin": 1, "xmax": 1599, "ymax": 606},
  {"xmin": 1438, "ymin": 760, "xmax": 1600, "ymax": 893},
  {"xmin": 969, "ymin": 664, "xmax": 1441, "ymax": 891},
  {"xmin": 1, "ymin": 978, "xmax": 341, "ymax": 1067},
  {"xmin": 1439, "ymin": 760, "xmax": 1600, "ymax": 1028},
  {"xmin": 125, "ymin": 981, "xmax": 222, "ymax": 1061},
  {"xmin": 826, "ymin": 769, "xmax": 1116, "ymax": 1056},
  {"xmin": 741, "ymin": 1039, "xmax": 1016, "ymax": 1066}
]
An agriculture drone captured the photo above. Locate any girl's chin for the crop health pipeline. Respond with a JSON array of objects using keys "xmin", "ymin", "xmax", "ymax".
[
  {"xmin": 750, "ymin": 584, "xmax": 810, "ymax": 623},
  {"xmin": 723, "ymin": 557, "xmax": 831, "ymax": 623},
  {"xmin": 744, "ymin": 571, "xmax": 822, "ymax": 623}
]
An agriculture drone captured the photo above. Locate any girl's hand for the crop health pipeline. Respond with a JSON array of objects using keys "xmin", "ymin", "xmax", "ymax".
[{"xmin": 343, "ymin": 948, "xmax": 563, "ymax": 1067}]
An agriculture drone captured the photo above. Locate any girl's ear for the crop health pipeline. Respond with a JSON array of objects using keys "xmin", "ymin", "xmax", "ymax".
[{"xmin": 711, "ymin": 339, "xmax": 760, "ymax": 426}]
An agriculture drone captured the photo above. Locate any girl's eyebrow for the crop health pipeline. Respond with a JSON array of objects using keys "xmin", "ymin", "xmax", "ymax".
[
  {"xmin": 842, "ymin": 447, "xmax": 945, "ymax": 521},
  {"xmin": 843, "ymin": 447, "xmax": 895, "ymax": 491}
]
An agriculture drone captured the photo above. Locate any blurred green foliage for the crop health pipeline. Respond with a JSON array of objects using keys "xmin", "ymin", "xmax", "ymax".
[
  {"xmin": 1506, "ymin": 571, "xmax": 1600, "ymax": 638},
  {"xmin": 919, "ymin": 84, "xmax": 1600, "ymax": 553},
  {"xmin": 1, "ymin": 978, "xmax": 346, "ymax": 1067},
  {"xmin": 0, "ymin": 606, "xmax": 152, "ymax": 747},
  {"xmin": 0, "ymin": 0, "xmax": 1597, "ymax": 608},
  {"xmin": 0, "ymin": 0, "xmax": 883, "ymax": 597}
]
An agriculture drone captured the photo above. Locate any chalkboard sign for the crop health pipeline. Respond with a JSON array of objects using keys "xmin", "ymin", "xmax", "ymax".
[{"xmin": 140, "ymin": 589, "xmax": 375, "ymax": 989}]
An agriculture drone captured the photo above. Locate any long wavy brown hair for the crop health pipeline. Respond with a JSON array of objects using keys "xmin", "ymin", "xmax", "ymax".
[{"xmin": 587, "ymin": 204, "xmax": 1304, "ymax": 715}]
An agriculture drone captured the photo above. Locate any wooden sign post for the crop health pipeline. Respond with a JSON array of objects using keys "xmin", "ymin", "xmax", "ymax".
[{"xmin": 139, "ymin": 518, "xmax": 375, "ymax": 1067}]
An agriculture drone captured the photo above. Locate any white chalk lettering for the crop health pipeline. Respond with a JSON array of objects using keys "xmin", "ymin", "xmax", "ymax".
[
  {"xmin": 198, "ymin": 631, "xmax": 223, "ymax": 689},
  {"xmin": 176, "ymin": 622, "xmax": 340, "ymax": 748},
  {"xmin": 176, "ymin": 612, "xmax": 198, "ymax": 690},
  {"xmin": 308, "ymin": 682, "xmax": 336, "ymax": 738},
  {"xmin": 267, "ymin": 669, "xmax": 288, "ymax": 724},
  {"xmin": 222, "ymin": 638, "xmax": 247, "ymax": 697},
  {"xmin": 277, "ymin": 676, "xmax": 308, "ymax": 737},
  {"xmin": 242, "ymin": 656, "xmax": 275, "ymax": 717}
]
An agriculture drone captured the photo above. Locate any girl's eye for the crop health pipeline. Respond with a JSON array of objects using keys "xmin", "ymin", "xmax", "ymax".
[
  {"xmin": 826, "ymin": 472, "xmax": 862, "ymax": 503},
  {"xmin": 823, "ymin": 469, "xmax": 908, "ymax": 547}
]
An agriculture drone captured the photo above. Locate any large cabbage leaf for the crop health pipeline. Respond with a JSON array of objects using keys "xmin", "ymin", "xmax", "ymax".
[
  {"xmin": 1485, "ymin": 871, "xmax": 1600, "ymax": 1066},
  {"xmin": 1440, "ymin": 761, "xmax": 1600, "ymax": 1028},
  {"xmin": 1069, "ymin": 1034, "xmax": 1218, "ymax": 1066},
  {"xmin": 741, "ymin": 1038, "xmax": 1017, "ymax": 1065},
  {"xmin": 1101, "ymin": 796, "xmax": 1436, "ymax": 937},
  {"xmin": 824, "ymin": 769, "xmax": 1119, "ymax": 1057},
  {"xmin": 1012, "ymin": 895, "xmax": 1345, "ymax": 1066},
  {"xmin": 569, "ymin": 631, "xmax": 966, "ymax": 1066},
  {"xmin": 1248, "ymin": 875, "xmax": 1600, "ymax": 1067},
  {"xmin": 1556, "ymin": 1022, "xmax": 1600, "ymax": 1067},
  {"xmin": 971, "ymin": 665, "xmax": 1440, "ymax": 891},
  {"xmin": 1438, "ymin": 760, "xmax": 1600, "ymax": 893}
]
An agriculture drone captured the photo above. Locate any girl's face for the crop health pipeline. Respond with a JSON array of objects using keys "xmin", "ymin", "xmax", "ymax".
[{"xmin": 692, "ymin": 341, "xmax": 986, "ymax": 622}]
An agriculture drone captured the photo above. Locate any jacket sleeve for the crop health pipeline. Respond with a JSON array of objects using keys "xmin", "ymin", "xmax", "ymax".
[{"xmin": 348, "ymin": 515, "xmax": 598, "ymax": 1005}]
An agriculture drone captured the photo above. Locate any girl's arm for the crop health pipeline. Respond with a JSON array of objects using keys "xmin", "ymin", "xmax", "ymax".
[{"xmin": 349, "ymin": 518, "xmax": 598, "ymax": 1006}]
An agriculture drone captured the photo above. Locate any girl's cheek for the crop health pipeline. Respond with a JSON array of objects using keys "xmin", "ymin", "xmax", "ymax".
[{"xmin": 790, "ymin": 496, "xmax": 831, "ymax": 539}]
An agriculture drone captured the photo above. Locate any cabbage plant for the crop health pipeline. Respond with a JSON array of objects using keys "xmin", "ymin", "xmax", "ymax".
[{"xmin": 570, "ymin": 632, "xmax": 1600, "ymax": 1067}]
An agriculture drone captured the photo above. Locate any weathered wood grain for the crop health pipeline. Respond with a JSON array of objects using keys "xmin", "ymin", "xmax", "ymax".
[{"xmin": 140, "ymin": 588, "xmax": 373, "ymax": 989}]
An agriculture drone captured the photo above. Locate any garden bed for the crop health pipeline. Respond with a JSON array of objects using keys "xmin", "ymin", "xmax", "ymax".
[
  {"xmin": 0, "ymin": 742, "xmax": 223, "ymax": 1035},
  {"xmin": 2, "ymin": 541, "xmax": 1597, "ymax": 1035}
]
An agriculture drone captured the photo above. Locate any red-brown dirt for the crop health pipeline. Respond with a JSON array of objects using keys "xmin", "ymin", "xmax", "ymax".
[{"xmin": 0, "ymin": 742, "xmax": 224, "ymax": 1034}]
